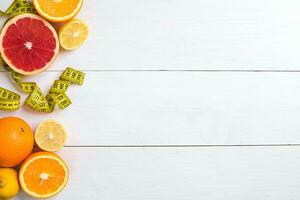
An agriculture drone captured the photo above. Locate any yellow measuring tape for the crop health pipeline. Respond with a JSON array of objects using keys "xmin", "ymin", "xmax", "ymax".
[
  {"xmin": 0, "ymin": 0, "xmax": 86, "ymax": 112},
  {"xmin": 0, "ymin": 87, "xmax": 20, "ymax": 111},
  {"xmin": 1, "ymin": 65, "xmax": 85, "ymax": 112},
  {"xmin": 0, "ymin": 0, "xmax": 36, "ymax": 18}
]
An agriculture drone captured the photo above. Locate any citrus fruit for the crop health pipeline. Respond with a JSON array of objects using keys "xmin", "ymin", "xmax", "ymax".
[
  {"xmin": 35, "ymin": 120, "xmax": 67, "ymax": 152},
  {"xmin": 0, "ymin": 117, "xmax": 34, "ymax": 167},
  {"xmin": 59, "ymin": 19, "xmax": 89, "ymax": 50},
  {"xmin": 19, "ymin": 152, "xmax": 69, "ymax": 198},
  {"xmin": 0, "ymin": 14, "xmax": 59, "ymax": 75},
  {"xmin": 33, "ymin": 0, "xmax": 83, "ymax": 22},
  {"xmin": 0, "ymin": 168, "xmax": 20, "ymax": 199}
]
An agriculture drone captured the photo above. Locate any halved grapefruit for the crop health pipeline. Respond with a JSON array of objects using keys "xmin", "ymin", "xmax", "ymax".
[{"xmin": 0, "ymin": 14, "xmax": 59, "ymax": 75}]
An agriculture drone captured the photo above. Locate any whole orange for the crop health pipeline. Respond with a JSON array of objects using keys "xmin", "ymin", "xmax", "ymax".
[{"xmin": 0, "ymin": 117, "xmax": 34, "ymax": 167}]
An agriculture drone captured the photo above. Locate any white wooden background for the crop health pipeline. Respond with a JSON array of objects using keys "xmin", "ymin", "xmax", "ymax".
[{"xmin": 1, "ymin": 0, "xmax": 300, "ymax": 199}]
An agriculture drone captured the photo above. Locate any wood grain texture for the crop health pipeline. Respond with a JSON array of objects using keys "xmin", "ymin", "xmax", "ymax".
[
  {"xmin": 1, "ymin": 0, "xmax": 300, "ymax": 199},
  {"xmin": 1, "ymin": 71, "xmax": 300, "ymax": 145},
  {"xmin": 2, "ymin": 0, "xmax": 300, "ymax": 70},
  {"xmin": 12, "ymin": 147, "xmax": 300, "ymax": 200}
]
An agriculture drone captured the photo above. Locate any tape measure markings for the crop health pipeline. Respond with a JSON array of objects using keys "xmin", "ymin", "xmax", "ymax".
[{"xmin": 0, "ymin": 0, "xmax": 85, "ymax": 112}]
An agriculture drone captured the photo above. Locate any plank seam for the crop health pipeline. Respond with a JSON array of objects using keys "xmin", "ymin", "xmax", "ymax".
[
  {"xmin": 57, "ymin": 144, "xmax": 300, "ymax": 148},
  {"xmin": 3, "ymin": 70, "xmax": 300, "ymax": 73}
]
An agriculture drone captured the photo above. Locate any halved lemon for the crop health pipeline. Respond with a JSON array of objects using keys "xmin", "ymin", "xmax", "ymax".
[
  {"xmin": 35, "ymin": 120, "xmax": 67, "ymax": 152},
  {"xmin": 33, "ymin": 0, "xmax": 83, "ymax": 22},
  {"xmin": 59, "ymin": 19, "xmax": 89, "ymax": 50},
  {"xmin": 19, "ymin": 152, "xmax": 69, "ymax": 198}
]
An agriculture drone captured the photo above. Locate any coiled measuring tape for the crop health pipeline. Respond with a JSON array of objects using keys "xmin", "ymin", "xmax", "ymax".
[
  {"xmin": 0, "ymin": 87, "xmax": 20, "ymax": 111},
  {"xmin": 0, "ymin": 0, "xmax": 32, "ymax": 111},
  {"xmin": 0, "ymin": 0, "xmax": 86, "ymax": 112},
  {"xmin": 1, "ymin": 65, "xmax": 85, "ymax": 112}
]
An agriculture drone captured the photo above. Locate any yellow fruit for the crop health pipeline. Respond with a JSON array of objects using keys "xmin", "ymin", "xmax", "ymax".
[
  {"xmin": 35, "ymin": 120, "xmax": 67, "ymax": 152},
  {"xmin": 19, "ymin": 152, "xmax": 69, "ymax": 198},
  {"xmin": 59, "ymin": 19, "xmax": 89, "ymax": 50},
  {"xmin": 33, "ymin": 0, "xmax": 83, "ymax": 22},
  {"xmin": 0, "ymin": 168, "xmax": 20, "ymax": 199}
]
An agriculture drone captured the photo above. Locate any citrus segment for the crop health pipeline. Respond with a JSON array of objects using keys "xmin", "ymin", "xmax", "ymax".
[
  {"xmin": 19, "ymin": 152, "xmax": 69, "ymax": 198},
  {"xmin": 33, "ymin": 0, "xmax": 83, "ymax": 22},
  {"xmin": 59, "ymin": 19, "xmax": 89, "ymax": 50},
  {"xmin": 35, "ymin": 120, "xmax": 67, "ymax": 152},
  {"xmin": 0, "ymin": 14, "xmax": 59, "ymax": 75}
]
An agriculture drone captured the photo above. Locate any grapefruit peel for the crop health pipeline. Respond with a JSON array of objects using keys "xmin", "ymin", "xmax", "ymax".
[
  {"xmin": 0, "ymin": 1, "xmax": 86, "ymax": 112},
  {"xmin": 0, "ymin": 13, "xmax": 59, "ymax": 75}
]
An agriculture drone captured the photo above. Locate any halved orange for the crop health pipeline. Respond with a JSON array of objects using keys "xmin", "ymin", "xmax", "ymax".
[
  {"xmin": 19, "ymin": 152, "xmax": 69, "ymax": 198},
  {"xmin": 33, "ymin": 0, "xmax": 83, "ymax": 22}
]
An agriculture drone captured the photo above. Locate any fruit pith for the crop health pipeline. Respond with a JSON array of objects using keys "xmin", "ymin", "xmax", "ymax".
[
  {"xmin": 19, "ymin": 152, "xmax": 69, "ymax": 198},
  {"xmin": 33, "ymin": 0, "xmax": 83, "ymax": 22},
  {"xmin": 0, "ymin": 14, "xmax": 59, "ymax": 75}
]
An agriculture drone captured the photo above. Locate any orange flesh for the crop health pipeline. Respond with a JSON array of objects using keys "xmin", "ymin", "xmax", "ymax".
[
  {"xmin": 36, "ymin": 0, "xmax": 81, "ymax": 17},
  {"xmin": 23, "ymin": 158, "xmax": 66, "ymax": 195}
]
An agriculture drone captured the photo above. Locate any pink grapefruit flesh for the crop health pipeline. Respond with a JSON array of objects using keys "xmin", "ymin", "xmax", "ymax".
[{"xmin": 0, "ymin": 14, "xmax": 59, "ymax": 75}]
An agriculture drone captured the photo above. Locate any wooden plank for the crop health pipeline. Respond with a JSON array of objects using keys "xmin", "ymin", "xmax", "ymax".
[
  {"xmin": 1, "ymin": 71, "xmax": 300, "ymax": 145},
  {"xmin": 2, "ymin": 0, "xmax": 300, "ymax": 70},
  {"xmin": 12, "ymin": 146, "xmax": 300, "ymax": 199}
]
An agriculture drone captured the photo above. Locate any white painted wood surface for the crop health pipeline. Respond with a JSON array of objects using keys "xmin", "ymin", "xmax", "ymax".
[
  {"xmin": 0, "ymin": 0, "xmax": 300, "ymax": 199},
  {"xmin": 2, "ymin": 71, "xmax": 300, "ymax": 145},
  {"xmin": 3, "ymin": 0, "xmax": 300, "ymax": 70},
  {"xmin": 14, "ymin": 147, "xmax": 300, "ymax": 200}
]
